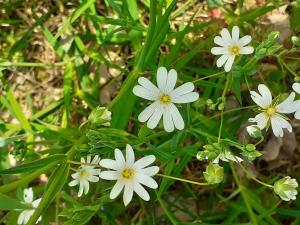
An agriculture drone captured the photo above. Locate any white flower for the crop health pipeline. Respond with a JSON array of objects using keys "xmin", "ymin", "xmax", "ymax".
[
  {"xmin": 68, "ymin": 155, "xmax": 101, "ymax": 197},
  {"xmin": 100, "ymin": 144, "xmax": 159, "ymax": 206},
  {"xmin": 17, "ymin": 188, "xmax": 41, "ymax": 225},
  {"xmin": 211, "ymin": 26, "xmax": 254, "ymax": 72},
  {"xmin": 274, "ymin": 176, "xmax": 298, "ymax": 201},
  {"xmin": 133, "ymin": 67, "xmax": 199, "ymax": 132},
  {"xmin": 249, "ymin": 84, "xmax": 296, "ymax": 137}
]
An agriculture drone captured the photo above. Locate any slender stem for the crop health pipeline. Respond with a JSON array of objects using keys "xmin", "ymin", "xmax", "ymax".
[
  {"xmin": 218, "ymin": 76, "xmax": 230, "ymax": 143},
  {"xmin": 255, "ymin": 136, "xmax": 264, "ymax": 146},
  {"xmin": 0, "ymin": 60, "xmax": 73, "ymax": 68},
  {"xmin": 193, "ymin": 71, "xmax": 225, "ymax": 83},
  {"xmin": 156, "ymin": 174, "xmax": 210, "ymax": 186},
  {"xmin": 237, "ymin": 162, "xmax": 273, "ymax": 189},
  {"xmin": 210, "ymin": 105, "xmax": 256, "ymax": 119},
  {"xmin": 67, "ymin": 160, "xmax": 101, "ymax": 168}
]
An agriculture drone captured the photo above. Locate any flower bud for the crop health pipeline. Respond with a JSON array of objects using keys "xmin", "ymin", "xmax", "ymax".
[
  {"xmin": 291, "ymin": 36, "xmax": 300, "ymax": 46},
  {"xmin": 88, "ymin": 107, "xmax": 112, "ymax": 127},
  {"xmin": 203, "ymin": 163, "xmax": 224, "ymax": 184},
  {"xmin": 274, "ymin": 176, "xmax": 298, "ymax": 201},
  {"xmin": 246, "ymin": 125, "xmax": 262, "ymax": 139}
]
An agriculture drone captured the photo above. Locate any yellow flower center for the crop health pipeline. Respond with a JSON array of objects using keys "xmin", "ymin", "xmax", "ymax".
[
  {"xmin": 122, "ymin": 168, "xmax": 135, "ymax": 179},
  {"xmin": 266, "ymin": 107, "xmax": 276, "ymax": 116},
  {"xmin": 159, "ymin": 94, "xmax": 171, "ymax": 104},
  {"xmin": 80, "ymin": 169, "xmax": 90, "ymax": 179},
  {"xmin": 229, "ymin": 45, "xmax": 240, "ymax": 56}
]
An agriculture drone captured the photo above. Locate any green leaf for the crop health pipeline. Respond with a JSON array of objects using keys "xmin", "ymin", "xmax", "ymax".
[
  {"xmin": 126, "ymin": 0, "xmax": 139, "ymax": 20},
  {"xmin": 0, "ymin": 193, "xmax": 30, "ymax": 210},
  {"xmin": 290, "ymin": 5, "xmax": 300, "ymax": 31},
  {"xmin": 0, "ymin": 154, "xmax": 67, "ymax": 174}
]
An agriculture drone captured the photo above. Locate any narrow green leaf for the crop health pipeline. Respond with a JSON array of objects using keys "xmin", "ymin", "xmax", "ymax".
[{"xmin": 0, "ymin": 154, "xmax": 67, "ymax": 174}]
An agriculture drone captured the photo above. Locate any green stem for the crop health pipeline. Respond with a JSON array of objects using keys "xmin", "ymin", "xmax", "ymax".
[
  {"xmin": 0, "ymin": 60, "xmax": 73, "ymax": 68},
  {"xmin": 156, "ymin": 174, "xmax": 210, "ymax": 186},
  {"xmin": 230, "ymin": 162, "xmax": 258, "ymax": 225},
  {"xmin": 218, "ymin": 75, "xmax": 230, "ymax": 143},
  {"xmin": 193, "ymin": 71, "xmax": 225, "ymax": 84},
  {"xmin": 237, "ymin": 162, "xmax": 273, "ymax": 189}
]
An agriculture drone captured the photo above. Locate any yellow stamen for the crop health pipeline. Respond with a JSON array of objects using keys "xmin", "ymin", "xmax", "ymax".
[
  {"xmin": 159, "ymin": 94, "xmax": 171, "ymax": 104},
  {"xmin": 122, "ymin": 168, "xmax": 135, "ymax": 179},
  {"xmin": 266, "ymin": 107, "xmax": 276, "ymax": 116},
  {"xmin": 229, "ymin": 45, "xmax": 240, "ymax": 56},
  {"xmin": 80, "ymin": 170, "xmax": 90, "ymax": 179}
]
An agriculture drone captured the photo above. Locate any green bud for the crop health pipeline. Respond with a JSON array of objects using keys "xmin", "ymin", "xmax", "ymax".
[
  {"xmin": 245, "ymin": 144, "xmax": 256, "ymax": 151},
  {"xmin": 88, "ymin": 106, "xmax": 112, "ymax": 127},
  {"xmin": 203, "ymin": 163, "xmax": 224, "ymax": 184},
  {"xmin": 274, "ymin": 176, "xmax": 298, "ymax": 201},
  {"xmin": 246, "ymin": 125, "xmax": 262, "ymax": 139},
  {"xmin": 218, "ymin": 102, "xmax": 224, "ymax": 111}
]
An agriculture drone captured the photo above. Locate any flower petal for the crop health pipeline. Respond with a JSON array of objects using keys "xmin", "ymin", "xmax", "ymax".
[
  {"xmin": 271, "ymin": 115, "xmax": 292, "ymax": 137},
  {"xmin": 78, "ymin": 182, "xmax": 84, "ymax": 197},
  {"xmin": 88, "ymin": 175, "xmax": 99, "ymax": 183},
  {"xmin": 91, "ymin": 155, "xmax": 100, "ymax": 164},
  {"xmin": 138, "ymin": 101, "xmax": 159, "ymax": 123},
  {"xmin": 138, "ymin": 166, "xmax": 160, "ymax": 176},
  {"xmin": 133, "ymin": 155, "xmax": 156, "ymax": 169},
  {"xmin": 82, "ymin": 179, "xmax": 90, "ymax": 195},
  {"xmin": 293, "ymin": 83, "xmax": 300, "ymax": 94},
  {"xmin": 238, "ymin": 35, "xmax": 252, "ymax": 46},
  {"xmin": 171, "ymin": 92, "xmax": 199, "ymax": 104},
  {"xmin": 170, "ymin": 103, "xmax": 184, "ymax": 130},
  {"xmin": 69, "ymin": 179, "xmax": 79, "ymax": 187},
  {"xmin": 220, "ymin": 28, "xmax": 232, "ymax": 45},
  {"xmin": 163, "ymin": 106, "xmax": 174, "ymax": 132},
  {"xmin": 216, "ymin": 54, "xmax": 229, "ymax": 68},
  {"xmin": 18, "ymin": 211, "xmax": 27, "ymax": 225},
  {"xmin": 100, "ymin": 171, "xmax": 119, "ymax": 180},
  {"xmin": 134, "ymin": 182, "xmax": 150, "ymax": 201},
  {"xmin": 250, "ymin": 84, "xmax": 272, "ymax": 108},
  {"xmin": 24, "ymin": 188, "xmax": 34, "ymax": 204},
  {"xmin": 146, "ymin": 104, "xmax": 163, "ymax": 129},
  {"xmin": 214, "ymin": 36, "xmax": 226, "ymax": 47},
  {"xmin": 232, "ymin": 26, "xmax": 239, "ymax": 42},
  {"xmin": 240, "ymin": 46, "xmax": 254, "ymax": 54},
  {"xmin": 249, "ymin": 112, "xmax": 268, "ymax": 130},
  {"xmin": 157, "ymin": 67, "xmax": 168, "ymax": 92},
  {"xmin": 110, "ymin": 180, "xmax": 125, "ymax": 199},
  {"xmin": 138, "ymin": 77, "xmax": 160, "ymax": 94},
  {"xmin": 126, "ymin": 144, "xmax": 135, "ymax": 167},
  {"xmin": 165, "ymin": 69, "xmax": 177, "ymax": 92},
  {"xmin": 170, "ymin": 82, "xmax": 195, "ymax": 97},
  {"xmin": 100, "ymin": 159, "xmax": 119, "ymax": 170},
  {"xmin": 276, "ymin": 92, "xmax": 296, "ymax": 114},
  {"xmin": 32, "ymin": 198, "xmax": 41, "ymax": 209},
  {"xmin": 135, "ymin": 174, "xmax": 158, "ymax": 189},
  {"xmin": 133, "ymin": 85, "xmax": 159, "ymax": 100},
  {"xmin": 211, "ymin": 47, "xmax": 228, "ymax": 55},
  {"xmin": 123, "ymin": 182, "xmax": 134, "ymax": 206},
  {"xmin": 224, "ymin": 56, "xmax": 235, "ymax": 72},
  {"xmin": 115, "ymin": 148, "xmax": 126, "ymax": 168}
]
